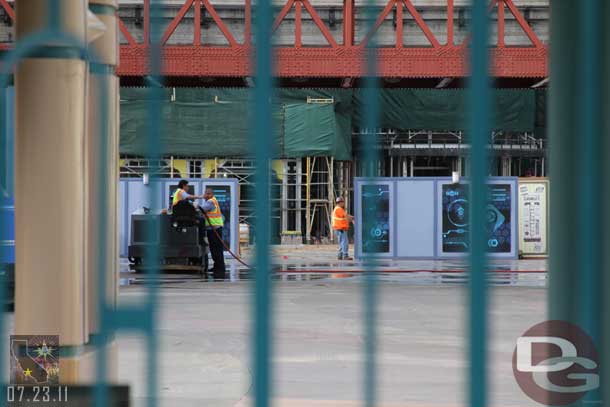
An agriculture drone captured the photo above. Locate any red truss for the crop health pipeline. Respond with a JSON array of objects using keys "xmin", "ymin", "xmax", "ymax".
[{"xmin": 1, "ymin": 0, "xmax": 548, "ymax": 78}]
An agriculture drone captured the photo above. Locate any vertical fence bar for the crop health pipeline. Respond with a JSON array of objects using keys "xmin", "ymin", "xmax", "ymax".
[
  {"xmin": 550, "ymin": 0, "xmax": 607, "ymax": 405},
  {"xmin": 602, "ymin": 6, "xmax": 610, "ymax": 398},
  {"xmin": 89, "ymin": 1, "xmax": 120, "ymax": 405},
  {"xmin": 0, "ymin": 65, "xmax": 9, "ymax": 399},
  {"xmin": 577, "ymin": 0, "xmax": 601, "ymax": 333},
  {"xmin": 603, "ymin": 2, "xmax": 610, "ymax": 399},
  {"xmin": 577, "ymin": 12, "xmax": 602, "ymax": 405},
  {"xmin": 548, "ymin": 1, "xmax": 579, "ymax": 325},
  {"xmin": 93, "ymin": 57, "xmax": 111, "ymax": 407},
  {"xmin": 362, "ymin": 0, "xmax": 380, "ymax": 406},
  {"xmin": 252, "ymin": 0, "xmax": 273, "ymax": 404},
  {"xmin": 468, "ymin": 1, "xmax": 490, "ymax": 407},
  {"xmin": 144, "ymin": 1, "xmax": 162, "ymax": 406}
]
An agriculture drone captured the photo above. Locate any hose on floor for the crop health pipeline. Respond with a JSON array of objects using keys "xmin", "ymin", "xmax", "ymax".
[{"xmin": 201, "ymin": 210, "xmax": 252, "ymax": 269}]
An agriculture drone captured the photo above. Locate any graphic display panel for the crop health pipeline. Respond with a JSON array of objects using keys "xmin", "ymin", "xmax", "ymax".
[
  {"xmin": 204, "ymin": 184, "xmax": 232, "ymax": 246},
  {"xmin": 441, "ymin": 183, "xmax": 512, "ymax": 253},
  {"xmin": 361, "ymin": 184, "xmax": 390, "ymax": 253}
]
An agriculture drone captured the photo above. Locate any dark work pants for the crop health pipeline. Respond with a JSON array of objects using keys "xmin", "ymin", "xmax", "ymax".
[{"xmin": 207, "ymin": 227, "xmax": 226, "ymax": 279}]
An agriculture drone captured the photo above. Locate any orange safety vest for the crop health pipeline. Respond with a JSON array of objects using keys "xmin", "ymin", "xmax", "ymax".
[
  {"xmin": 332, "ymin": 206, "xmax": 349, "ymax": 230},
  {"xmin": 204, "ymin": 196, "xmax": 224, "ymax": 227}
]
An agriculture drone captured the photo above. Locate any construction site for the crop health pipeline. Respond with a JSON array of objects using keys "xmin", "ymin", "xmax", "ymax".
[
  {"xmin": 2, "ymin": 0, "xmax": 549, "ymax": 243},
  {"xmin": 0, "ymin": 0, "xmax": 609, "ymax": 406}
]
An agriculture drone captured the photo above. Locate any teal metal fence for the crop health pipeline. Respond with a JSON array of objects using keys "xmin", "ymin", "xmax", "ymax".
[{"xmin": 1, "ymin": 1, "xmax": 608, "ymax": 407}]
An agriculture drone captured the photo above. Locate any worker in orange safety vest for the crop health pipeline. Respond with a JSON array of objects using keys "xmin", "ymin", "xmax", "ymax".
[{"xmin": 332, "ymin": 196, "xmax": 354, "ymax": 260}]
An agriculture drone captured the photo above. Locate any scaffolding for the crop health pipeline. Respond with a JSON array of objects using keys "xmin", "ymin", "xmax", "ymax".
[
  {"xmin": 119, "ymin": 126, "xmax": 546, "ymax": 244},
  {"xmin": 352, "ymin": 128, "xmax": 546, "ymax": 178},
  {"xmin": 119, "ymin": 157, "xmax": 183, "ymax": 178}
]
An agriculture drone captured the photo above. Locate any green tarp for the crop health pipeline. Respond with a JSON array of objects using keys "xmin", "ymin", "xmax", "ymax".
[
  {"xmin": 352, "ymin": 88, "xmax": 536, "ymax": 132},
  {"xmin": 120, "ymin": 88, "xmax": 538, "ymax": 158},
  {"xmin": 120, "ymin": 88, "xmax": 353, "ymax": 159}
]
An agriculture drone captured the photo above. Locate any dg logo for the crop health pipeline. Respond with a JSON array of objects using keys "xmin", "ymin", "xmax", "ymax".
[{"xmin": 512, "ymin": 320, "xmax": 600, "ymax": 406}]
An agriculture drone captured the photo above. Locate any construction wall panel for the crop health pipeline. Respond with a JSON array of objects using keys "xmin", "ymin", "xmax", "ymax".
[
  {"xmin": 354, "ymin": 177, "xmax": 519, "ymax": 259},
  {"xmin": 395, "ymin": 180, "xmax": 435, "ymax": 258}
]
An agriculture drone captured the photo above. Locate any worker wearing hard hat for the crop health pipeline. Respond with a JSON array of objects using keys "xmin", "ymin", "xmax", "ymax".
[{"xmin": 332, "ymin": 196, "xmax": 354, "ymax": 260}]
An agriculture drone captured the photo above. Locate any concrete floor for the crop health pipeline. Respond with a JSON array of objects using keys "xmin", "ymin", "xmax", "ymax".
[{"xmin": 116, "ymin": 276, "xmax": 547, "ymax": 407}]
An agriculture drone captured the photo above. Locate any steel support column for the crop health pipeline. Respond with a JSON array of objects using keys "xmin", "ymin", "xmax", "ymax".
[
  {"xmin": 14, "ymin": 0, "xmax": 88, "ymax": 382},
  {"xmin": 86, "ymin": 0, "xmax": 120, "ymax": 381}
]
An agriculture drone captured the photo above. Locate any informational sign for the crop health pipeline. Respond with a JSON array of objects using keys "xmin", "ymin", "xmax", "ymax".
[
  {"xmin": 361, "ymin": 184, "xmax": 390, "ymax": 253},
  {"xmin": 441, "ymin": 183, "xmax": 513, "ymax": 253},
  {"xmin": 518, "ymin": 180, "xmax": 548, "ymax": 255}
]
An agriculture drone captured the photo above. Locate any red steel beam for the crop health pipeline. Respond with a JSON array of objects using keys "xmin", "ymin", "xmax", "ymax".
[
  {"xmin": 160, "ymin": 0, "xmax": 194, "ymax": 46},
  {"xmin": 272, "ymin": 0, "xmax": 296, "ymax": 33},
  {"xmin": 194, "ymin": 0, "xmax": 201, "ymax": 46},
  {"xmin": 118, "ymin": 45, "xmax": 548, "ymax": 78},
  {"xmin": 503, "ymin": 0, "xmax": 543, "ymax": 48},
  {"xmin": 143, "ymin": 0, "xmax": 150, "ymax": 44},
  {"xmin": 118, "ymin": 16, "xmax": 137, "ymax": 46},
  {"xmin": 244, "ymin": 0, "xmax": 251, "ymax": 45},
  {"xmin": 395, "ymin": 0, "xmax": 403, "ymax": 48},
  {"xmin": 202, "ymin": 0, "xmax": 238, "ymax": 47},
  {"xmin": 0, "ymin": 0, "xmax": 548, "ymax": 79},
  {"xmin": 0, "ymin": 0, "xmax": 15, "ymax": 21},
  {"xmin": 301, "ymin": 0, "xmax": 339, "ymax": 48},
  {"xmin": 497, "ymin": 0, "xmax": 505, "ymax": 47},
  {"xmin": 361, "ymin": 0, "xmax": 398, "ymax": 47},
  {"xmin": 295, "ymin": 1, "xmax": 302, "ymax": 48},
  {"xmin": 343, "ymin": 0, "xmax": 354, "ymax": 47},
  {"xmin": 447, "ymin": 0, "xmax": 454, "ymax": 46},
  {"xmin": 402, "ymin": 0, "xmax": 440, "ymax": 48}
]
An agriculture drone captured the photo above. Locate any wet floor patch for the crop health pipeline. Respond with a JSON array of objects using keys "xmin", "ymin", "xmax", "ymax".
[
  {"xmin": 120, "ymin": 268, "xmax": 546, "ymax": 288},
  {"xmin": 119, "ymin": 257, "xmax": 547, "ymax": 287}
]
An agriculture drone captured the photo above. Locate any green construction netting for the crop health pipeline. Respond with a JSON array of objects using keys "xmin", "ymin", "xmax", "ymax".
[
  {"xmin": 535, "ymin": 89, "xmax": 547, "ymax": 139},
  {"xmin": 352, "ymin": 88, "xmax": 536, "ymax": 132},
  {"xmin": 120, "ymin": 88, "xmax": 353, "ymax": 159},
  {"xmin": 120, "ymin": 88, "xmax": 538, "ymax": 158}
]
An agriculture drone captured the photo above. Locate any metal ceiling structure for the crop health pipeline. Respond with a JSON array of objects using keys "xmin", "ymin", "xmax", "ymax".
[{"xmin": 0, "ymin": 0, "xmax": 548, "ymax": 79}]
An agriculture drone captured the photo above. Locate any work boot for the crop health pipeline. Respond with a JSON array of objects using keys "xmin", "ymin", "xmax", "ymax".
[
  {"xmin": 343, "ymin": 256, "xmax": 353, "ymax": 261},
  {"xmin": 213, "ymin": 269, "xmax": 226, "ymax": 281},
  {"xmin": 337, "ymin": 254, "xmax": 343, "ymax": 260}
]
